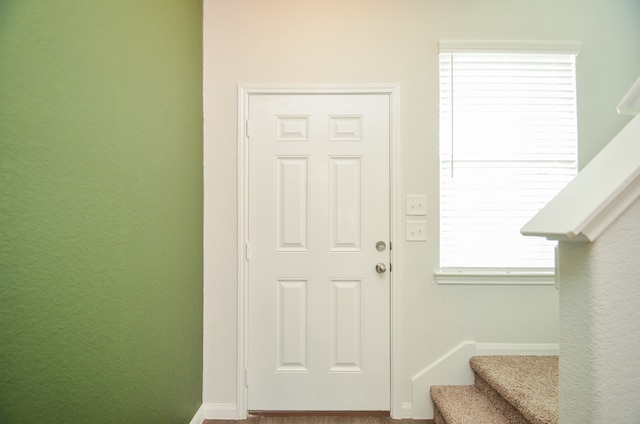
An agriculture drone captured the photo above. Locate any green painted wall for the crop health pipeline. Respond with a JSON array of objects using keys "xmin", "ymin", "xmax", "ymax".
[{"xmin": 0, "ymin": 1, "xmax": 203, "ymax": 423}]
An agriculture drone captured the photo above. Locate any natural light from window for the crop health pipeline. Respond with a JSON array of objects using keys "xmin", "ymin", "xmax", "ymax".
[{"xmin": 438, "ymin": 45, "xmax": 579, "ymax": 281}]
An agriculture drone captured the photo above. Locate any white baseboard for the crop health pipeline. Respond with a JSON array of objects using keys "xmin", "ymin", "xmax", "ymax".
[
  {"xmin": 400, "ymin": 402, "xmax": 413, "ymax": 418},
  {"xmin": 189, "ymin": 405, "xmax": 205, "ymax": 424},
  {"xmin": 410, "ymin": 341, "xmax": 559, "ymax": 419},
  {"xmin": 475, "ymin": 342, "xmax": 559, "ymax": 356},
  {"xmin": 203, "ymin": 403, "xmax": 241, "ymax": 420}
]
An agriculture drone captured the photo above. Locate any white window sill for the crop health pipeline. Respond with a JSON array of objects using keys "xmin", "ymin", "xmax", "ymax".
[{"xmin": 434, "ymin": 268, "xmax": 555, "ymax": 285}]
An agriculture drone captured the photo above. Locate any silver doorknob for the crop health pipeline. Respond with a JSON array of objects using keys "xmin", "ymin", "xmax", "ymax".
[{"xmin": 375, "ymin": 263, "xmax": 387, "ymax": 274}]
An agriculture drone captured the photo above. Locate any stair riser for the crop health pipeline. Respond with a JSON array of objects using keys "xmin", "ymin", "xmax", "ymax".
[
  {"xmin": 431, "ymin": 356, "xmax": 558, "ymax": 423},
  {"xmin": 474, "ymin": 373, "xmax": 531, "ymax": 424},
  {"xmin": 470, "ymin": 356, "xmax": 558, "ymax": 424},
  {"xmin": 433, "ymin": 405, "xmax": 446, "ymax": 424}
]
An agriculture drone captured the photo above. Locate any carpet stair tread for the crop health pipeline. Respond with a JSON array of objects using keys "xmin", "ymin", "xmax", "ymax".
[
  {"xmin": 430, "ymin": 355, "xmax": 558, "ymax": 424},
  {"xmin": 430, "ymin": 385, "xmax": 515, "ymax": 424},
  {"xmin": 470, "ymin": 356, "xmax": 558, "ymax": 424}
]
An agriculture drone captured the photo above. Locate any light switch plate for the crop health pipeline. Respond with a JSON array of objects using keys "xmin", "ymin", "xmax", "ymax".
[
  {"xmin": 406, "ymin": 220, "xmax": 427, "ymax": 241},
  {"xmin": 406, "ymin": 195, "xmax": 427, "ymax": 216}
]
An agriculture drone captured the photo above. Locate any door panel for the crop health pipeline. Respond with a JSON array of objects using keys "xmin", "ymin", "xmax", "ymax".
[{"xmin": 247, "ymin": 94, "xmax": 390, "ymax": 411}]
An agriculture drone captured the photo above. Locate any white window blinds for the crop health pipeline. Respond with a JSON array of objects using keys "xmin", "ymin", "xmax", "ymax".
[{"xmin": 439, "ymin": 48, "xmax": 578, "ymax": 270}]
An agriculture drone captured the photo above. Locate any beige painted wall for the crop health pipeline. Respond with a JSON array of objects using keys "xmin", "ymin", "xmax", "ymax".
[{"xmin": 202, "ymin": 0, "xmax": 640, "ymax": 416}]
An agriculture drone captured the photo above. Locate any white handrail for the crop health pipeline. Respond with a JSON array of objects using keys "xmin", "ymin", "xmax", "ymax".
[{"xmin": 521, "ymin": 113, "xmax": 640, "ymax": 242}]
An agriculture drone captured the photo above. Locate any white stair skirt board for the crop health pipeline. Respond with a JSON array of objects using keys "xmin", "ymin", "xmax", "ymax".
[
  {"xmin": 400, "ymin": 402, "xmax": 413, "ymax": 419},
  {"xmin": 189, "ymin": 405, "xmax": 205, "ymax": 424},
  {"xmin": 202, "ymin": 403, "xmax": 241, "ymax": 420},
  {"xmin": 410, "ymin": 342, "xmax": 559, "ymax": 419}
]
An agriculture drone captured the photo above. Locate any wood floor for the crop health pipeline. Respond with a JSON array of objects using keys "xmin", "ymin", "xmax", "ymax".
[{"xmin": 204, "ymin": 417, "xmax": 433, "ymax": 424}]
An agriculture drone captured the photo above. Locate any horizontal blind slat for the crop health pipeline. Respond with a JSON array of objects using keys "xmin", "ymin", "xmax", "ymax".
[{"xmin": 439, "ymin": 51, "xmax": 577, "ymax": 269}]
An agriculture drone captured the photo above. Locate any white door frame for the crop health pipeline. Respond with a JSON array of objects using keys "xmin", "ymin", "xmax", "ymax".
[{"xmin": 237, "ymin": 84, "xmax": 402, "ymax": 418}]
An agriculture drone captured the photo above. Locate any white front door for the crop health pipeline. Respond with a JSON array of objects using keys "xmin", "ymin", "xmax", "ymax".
[{"xmin": 247, "ymin": 93, "xmax": 390, "ymax": 412}]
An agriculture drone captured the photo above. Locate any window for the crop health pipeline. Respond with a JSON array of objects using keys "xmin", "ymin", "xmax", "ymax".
[{"xmin": 437, "ymin": 41, "xmax": 579, "ymax": 283}]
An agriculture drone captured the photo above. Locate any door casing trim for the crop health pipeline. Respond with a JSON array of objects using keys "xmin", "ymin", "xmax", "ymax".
[{"xmin": 237, "ymin": 84, "xmax": 402, "ymax": 418}]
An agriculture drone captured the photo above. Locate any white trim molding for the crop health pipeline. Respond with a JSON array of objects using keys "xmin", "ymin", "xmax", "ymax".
[
  {"xmin": 237, "ymin": 84, "xmax": 402, "ymax": 418},
  {"xmin": 439, "ymin": 40, "xmax": 581, "ymax": 55},
  {"xmin": 189, "ymin": 405, "xmax": 204, "ymax": 424},
  {"xmin": 522, "ymin": 114, "xmax": 640, "ymax": 242},
  {"xmin": 434, "ymin": 268, "xmax": 555, "ymax": 285},
  {"xmin": 202, "ymin": 403, "xmax": 240, "ymax": 420},
  {"xmin": 476, "ymin": 342, "xmax": 560, "ymax": 356},
  {"xmin": 410, "ymin": 341, "xmax": 559, "ymax": 419},
  {"xmin": 400, "ymin": 402, "xmax": 413, "ymax": 419},
  {"xmin": 617, "ymin": 75, "xmax": 640, "ymax": 115}
]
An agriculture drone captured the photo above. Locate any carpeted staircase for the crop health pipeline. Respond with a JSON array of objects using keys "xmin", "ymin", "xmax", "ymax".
[{"xmin": 430, "ymin": 356, "xmax": 558, "ymax": 424}]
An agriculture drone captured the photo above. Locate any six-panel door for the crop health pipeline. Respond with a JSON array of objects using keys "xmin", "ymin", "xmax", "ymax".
[{"xmin": 247, "ymin": 94, "xmax": 390, "ymax": 411}]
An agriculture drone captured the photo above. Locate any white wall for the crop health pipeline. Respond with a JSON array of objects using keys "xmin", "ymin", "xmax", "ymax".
[
  {"xmin": 203, "ymin": 0, "xmax": 640, "ymax": 417},
  {"xmin": 558, "ymin": 196, "xmax": 640, "ymax": 423}
]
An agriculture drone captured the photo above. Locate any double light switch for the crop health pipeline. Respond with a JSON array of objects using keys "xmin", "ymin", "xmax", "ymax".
[{"xmin": 406, "ymin": 195, "xmax": 427, "ymax": 241}]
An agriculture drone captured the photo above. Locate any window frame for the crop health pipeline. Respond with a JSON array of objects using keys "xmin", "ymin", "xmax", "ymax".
[{"xmin": 435, "ymin": 40, "xmax": 581, "ymax": 286}]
